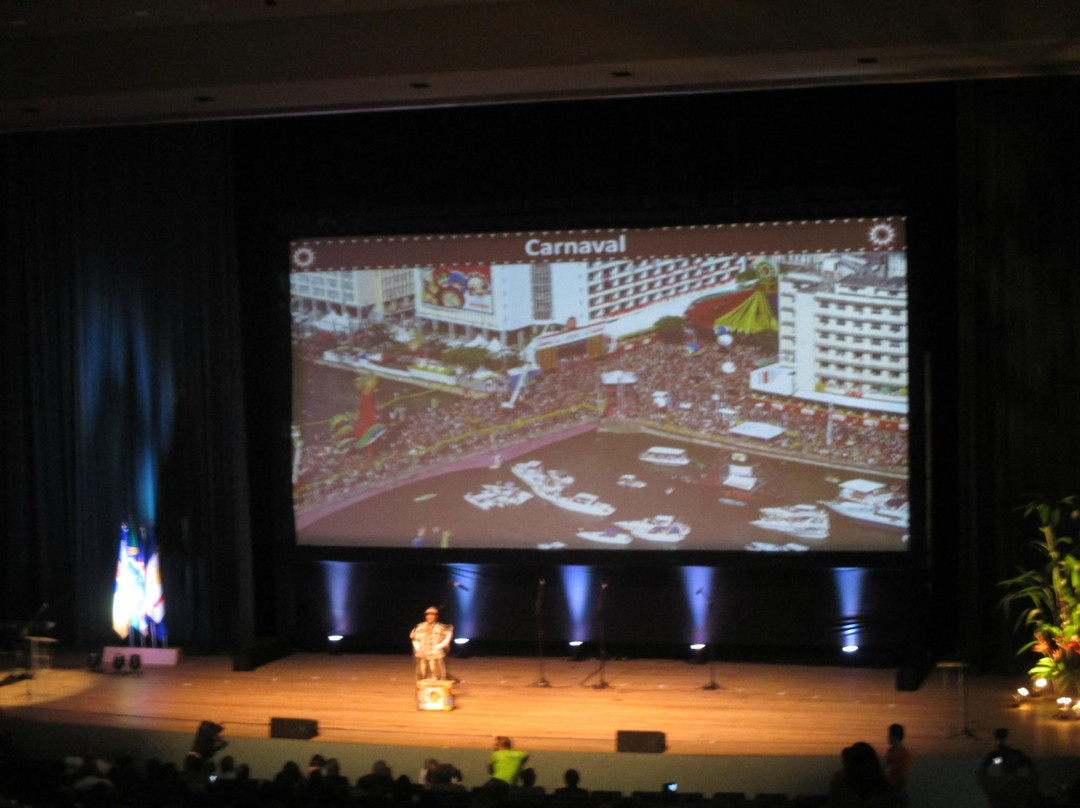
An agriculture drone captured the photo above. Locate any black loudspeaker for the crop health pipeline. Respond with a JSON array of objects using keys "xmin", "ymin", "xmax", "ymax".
[
  {"xmin": 270, "ymin": 717, "xmax": 319, "ymax": 739},
  {"xmin": 895, "ymin": 664, "xmax": 925, "ymax": 692},
  {"xmin": 616, "ymin": 730, "xmax": 666, "ymax": 753}
]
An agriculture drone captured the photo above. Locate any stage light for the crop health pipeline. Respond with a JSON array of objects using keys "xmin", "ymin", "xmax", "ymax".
[
  {"xmin": 327, "ymin": 634, "xmax": 343, "ymax": 642},
  {"xmin": 1034, "ymin": 677, "xmax": 1048, "ymax": 691},
  {"xmin": 568, "ymin": 640, "xmax": 586, "ymax": 662},
  {"xmin": 689, "ymin": 643, "xmax": 706, "ymax": 651},
  {"xmin": 453, "ymin": 637, "xmax": 470, "ymax": 645},
  {"xmin": 1013, "ymin": 686, "xmax": 1030, "ymax": 706},
  {"xmin": 841, "ymin": 644, "xmax": 859, "ymax": 654},
  {"xmin": 451, "ymin": 636, "xmax": 472, "ymax": 659},
  {"xmin": 688, "ymin": 643, "xmax": 707, "ymax": 665}
]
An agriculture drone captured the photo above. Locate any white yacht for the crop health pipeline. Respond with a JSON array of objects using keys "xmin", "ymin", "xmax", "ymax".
[
  {"xmin": 750, "ymin": 504, "xmax": 830, "ymax": 540},
  {"xmin": 638, "ymin": 446, "xmax": 690, "ymax": 466},
  {"xmin": 614, "ymin": 514, "xmax": 690, "ymax": 543},
  {"xmin": 576, "ymin": 528, "xmax": 633, "ymax": 545},
  {"xmin": 820, "ymin": 479, "xmax": 909, "ymax": 530}
]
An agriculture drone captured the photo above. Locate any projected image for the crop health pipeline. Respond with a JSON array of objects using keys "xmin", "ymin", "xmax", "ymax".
[{"xmin": 290, "ymin": 219, "xmax": 910, "ymax": 552}]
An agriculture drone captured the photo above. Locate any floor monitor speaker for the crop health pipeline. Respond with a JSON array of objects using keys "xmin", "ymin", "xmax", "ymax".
[
  {"xmin": 270, "ymin": 717, "xmax": 319, "ymax": 739},
  {"xmin": 616, "ymin": 730, "xmax": 666, "ymax": 753}
]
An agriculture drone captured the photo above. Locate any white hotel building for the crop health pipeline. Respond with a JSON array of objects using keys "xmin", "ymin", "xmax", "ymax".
[
  {"xmin": 753, "ymin": 253, "xmax": 908, "ymax": 415},
  {"xmin": 293, "ymin": 256, "xmax": 745, "ymax": 353},
  {"xmin": 290, "ymin": 268, "xmax": 415, "ymax": 328}
]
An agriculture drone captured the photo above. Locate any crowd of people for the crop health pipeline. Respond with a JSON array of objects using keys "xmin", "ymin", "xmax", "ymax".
[
  {"xmin": 2, "ymin": 718, "xmax": 1078, "ymax": 808},
  {"xmin": 294, "ymin": 337, "xmax": 909, "ymax": 517}
]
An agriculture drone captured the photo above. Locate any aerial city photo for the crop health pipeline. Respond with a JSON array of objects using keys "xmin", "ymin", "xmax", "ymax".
[{"xmin": 289, "ymin": 219, "xmax": 909, "ymax": 553}]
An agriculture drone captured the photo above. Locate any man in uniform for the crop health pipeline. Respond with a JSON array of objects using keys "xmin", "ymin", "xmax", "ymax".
[{"xmin": 410, "ymin": 606, "xmax": 452, "ymax": 680}]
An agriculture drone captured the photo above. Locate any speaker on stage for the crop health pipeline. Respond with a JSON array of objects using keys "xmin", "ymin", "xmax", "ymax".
[
  {"xmin": 270, "ymin": 717, "xmax": 319, "ymax": 739},
  {"xmin": 616, "ymin": 730, "xmax": 666, "ymax": 753}
]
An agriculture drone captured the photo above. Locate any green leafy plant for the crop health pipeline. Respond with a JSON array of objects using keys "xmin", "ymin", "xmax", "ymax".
[{"xmin": 1000, "ymin": 496, "xmax": 1080, "ymax": 694}]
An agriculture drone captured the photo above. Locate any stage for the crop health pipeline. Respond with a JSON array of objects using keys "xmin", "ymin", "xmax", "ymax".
[{"xmin": 2, "ymin": 653, "xmax": 1079, "ymax": 807}]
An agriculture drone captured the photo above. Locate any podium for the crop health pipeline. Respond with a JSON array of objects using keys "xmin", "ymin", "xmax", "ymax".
[{"xmin": 417, "ymin": 678, "xmax": 455, "ymax": 711}]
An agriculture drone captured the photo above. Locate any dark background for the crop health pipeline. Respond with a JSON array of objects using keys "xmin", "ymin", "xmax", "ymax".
[{"xmin": 4, "ymin": 78, "xmax": 1078, "ymax": 679}]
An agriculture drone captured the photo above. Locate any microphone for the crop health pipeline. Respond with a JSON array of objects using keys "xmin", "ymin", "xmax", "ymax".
[{"xmin": 452, "ymin": 581, "xmax": 470, "ymax": 592}]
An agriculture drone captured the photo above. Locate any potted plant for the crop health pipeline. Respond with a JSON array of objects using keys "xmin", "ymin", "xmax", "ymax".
[{"xmin": 1000, "ymin": 496, "xmax": 1080, "ymax": 695}]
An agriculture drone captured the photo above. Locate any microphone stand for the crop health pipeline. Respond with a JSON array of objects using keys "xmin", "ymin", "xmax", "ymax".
[
  {"xmin": 528, "ymin": 578, "xmax": 550, "ymax": 687},
  {"xmin": 581, "ymin": 583, "xmax": 611, "ymax": 689},
  {"xmin": 696, "ymin": 590, "xmax": 722, "ymax": 691},
  {"xmin": 437, "ymin": 588, "xmax": 459, "ymax": 683}
]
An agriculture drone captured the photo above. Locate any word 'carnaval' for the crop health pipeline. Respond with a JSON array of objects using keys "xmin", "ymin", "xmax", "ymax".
[{"xmin": 524, "ymin": 234, "xmax": 627, "ymax": 257}]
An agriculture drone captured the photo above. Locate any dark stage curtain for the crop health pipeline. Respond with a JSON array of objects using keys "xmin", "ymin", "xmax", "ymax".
[
  {"xmin": 2, "ymin": 124, "xmax": 256, "ymax": 652},
  {"xmin": 954, "ymin": 76, "xmax": 1080, "ymax": 671}
]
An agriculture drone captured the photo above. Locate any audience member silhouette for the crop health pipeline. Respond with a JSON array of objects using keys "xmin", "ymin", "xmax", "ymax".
[
  {"xmin": 975, "ymin": 728, "xmax": 1040, "ymax": 808},
  {"xmin": 554, "ymin": 768, "xmax": 589, "ymax": 798},
  {"xmin": 191, "ymin": 720, "xmax": 227, "ymax": 761},
  {"xmin": 356, "ymin": 759, "xmax": 395, "ymax": 794},
  {"xmin": 827, "ymin": 741, "xmax": 901, "ymax": 807},
  {"xmin": 882, "ymin": 724, "xmax": 912, "ymax": 805}
]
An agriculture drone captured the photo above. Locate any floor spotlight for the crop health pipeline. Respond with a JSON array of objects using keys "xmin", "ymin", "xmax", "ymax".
[
  {"xmin": 688, "ymin": 643, "xmax": 707, "ymax": 664},
  {"xmin": 1056, "ymin": 696, "xmax": 1075, "ymax": 719},
  {"xmin": 452, "ymin": 637, "xmax": 472, "ymax": 658},
  {"xmin": 568, "ymin": 640, "xmax": 586, "ymax": 662},
  {"xmin": 841, "ymin": 644, "xmax": 859, "ymax": 654},
  {"xmin": 327, "ymin": 634, "xmax": 344, "ymax": 654}
]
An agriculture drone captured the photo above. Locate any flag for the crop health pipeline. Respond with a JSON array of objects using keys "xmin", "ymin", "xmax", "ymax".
[
  {"xmin": 141, "ymin": 525, "xmax": 165, "ymax": 628},
  {"xmin": 111, "ymin": 522, "xmax": 146, "ymax": 640}
]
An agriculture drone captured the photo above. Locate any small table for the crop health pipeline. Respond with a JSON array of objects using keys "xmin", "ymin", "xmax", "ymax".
[
  {"xmin": 24, "ymin": 635, "xmax": 58, "ymax": 698},
  {"xmin": 936, "ymin": 660, "xmax": 975, "ymax": 739}
]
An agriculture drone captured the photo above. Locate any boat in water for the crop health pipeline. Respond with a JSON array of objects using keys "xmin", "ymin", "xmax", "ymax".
[
  {"xmin": 745, "ymin": 541, "xmax": 809, "ymax": 552},
  {"xmin": 819, "ymin": 479, "xmax": 909, "ymax": 530},
  {"xmin": 576, "ymin": 528, "xmax": 633, "ymax": 546},
  {"xmin": 750, "ymin": 504, "xmax": 830, "ymax": 540},
  {"xmin": 463, "ymin": 482, "xmax": 534, "ymax": 511},
  {"xmin": 511, "ymin": 460, "xmax": 575, "ymax": 495},
  {"xmin": 614, "ymin": 514, "xmax": 690, "ymax": 543},
  {"xmin": 512, "ymin": 460, "xmax": 613, "ymax": 515},
  {"xmin": 715, "ymin": 451, "xmax": 766, "ymax": 504},
  {"xmin": 638, "ymin": 446, "xmax": 690, "ymax": 467},
  {"xmin": 616, "ymin": 473, "xmax": 647, "ymax": 488}
]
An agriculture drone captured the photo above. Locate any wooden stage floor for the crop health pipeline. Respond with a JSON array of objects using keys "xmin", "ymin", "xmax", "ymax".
[{"xmin": 2, "ymin": 652, "xmax": 1076, "ymax": 760}]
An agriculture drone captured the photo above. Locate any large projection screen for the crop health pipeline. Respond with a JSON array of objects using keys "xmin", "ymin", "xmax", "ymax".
[{"xmin": 290, "ymin": 217, "xmax": 910, "ymax": 553}]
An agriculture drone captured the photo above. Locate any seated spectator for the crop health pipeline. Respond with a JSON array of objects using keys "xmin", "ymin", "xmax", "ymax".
[
  {"xmin": 217, "ymin": 755, "xmax": 237, "ymax": 780},
  {"xmin": 356, "ymin": 759, "xmax": 395, "ymax": 793},
  {"xmin": 554, "ymin": 768, "xmax": 588, "ymax": 798},
  {"xmin": 430, "ymin": 763, "xmax": 466, "ymax": 791},
  {"xmin": 975, "ymin": 730, "xmax": 1040, "ymax": 808},
  {"xmin": 420, "ymin": 757, "xmax": 440, "ymax": 788},
  {"xmin": 324, "ymin": 758, "xmax": 350, "ymax": 792},
  {"xmin": 513, "ymin": 767, "xmax": 545, "ymax": 798},
  {"xmin": 827, "ymin": 742, "xmax": 900, "ymax": 807}
]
